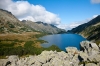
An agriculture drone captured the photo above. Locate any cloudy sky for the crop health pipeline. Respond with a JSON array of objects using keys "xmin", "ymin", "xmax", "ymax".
[{"xmin": 0, "ymin": 0, "xmax": 100, "ymax": 30}]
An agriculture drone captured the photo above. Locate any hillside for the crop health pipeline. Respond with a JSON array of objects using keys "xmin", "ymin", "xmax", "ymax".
[
  {"xmin": 0, "ymin": 9, "xmax": 35, "ymax": 34},
  {"xmin": 22, "ymin": 20, "xmax": 66, "ymax": 34},
  {"xmin": 0, "ymin": 9, "xmax": 62, "ymax": 57},
  {"xmin": 68, "ymin": 15, "xmax": 100, "ymax": 43}
]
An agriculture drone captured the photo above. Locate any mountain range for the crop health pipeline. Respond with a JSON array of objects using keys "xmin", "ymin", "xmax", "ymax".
[
  {"xmin": 0, "ymin": 9, "xmax": 66, "ymax": 34},
  {"xmin": 22, "ymin": 20, "xmax": 66, "ymax": 34},
  {"xmin": 0, "ymin": 9, "xmax": 100, "ymax": 44},
  {"xmin": 68, "ymin": 15, "xmax": 100, "ymax": 44}
]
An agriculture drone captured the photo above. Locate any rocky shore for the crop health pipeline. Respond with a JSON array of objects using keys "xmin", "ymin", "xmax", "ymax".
[{"xmin": 0, "ymin": 41, "xmax": 100, "ymax": 66}]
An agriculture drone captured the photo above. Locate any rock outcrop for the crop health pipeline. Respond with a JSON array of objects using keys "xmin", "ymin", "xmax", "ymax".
[{"xmin": 0, "ymin": 41, "xmax": 100, "ymax": 66}]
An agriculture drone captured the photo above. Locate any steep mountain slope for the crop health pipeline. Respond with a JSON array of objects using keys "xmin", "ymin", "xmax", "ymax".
[
  {"xmin": 0, "ymin": 9, "xmax": 34, "ymax": 34},
  {"xmin": 0, "ymin": 9, "xmax": 66, "ymax": 34},
  {"xmin": 22, "ymin": 20, "xmax": 66, "ymax": 34},
  {"xmin": 69, "ymin": 15, "xmax": 100, "ymax": 43}
]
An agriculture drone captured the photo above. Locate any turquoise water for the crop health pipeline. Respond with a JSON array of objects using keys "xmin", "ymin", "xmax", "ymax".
[{"xmin": 40, "ymin": 34, "xmax": 86, "ymax": 51}]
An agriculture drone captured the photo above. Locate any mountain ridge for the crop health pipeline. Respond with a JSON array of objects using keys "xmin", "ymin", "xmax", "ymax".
[
  {"xmin": 68, "ymin": 15, "xmax": 100, "ymax": 43},
  {"xmin": 0, "ymin": 9, "xmax": 66, "ymax": 34},
  {"xmin": 0, "ymin": 9, "xmax": 35, "ymax": 34},
  {"xmin": 22, "ymin": 20, "xmax": 66, "ymax": 34}
]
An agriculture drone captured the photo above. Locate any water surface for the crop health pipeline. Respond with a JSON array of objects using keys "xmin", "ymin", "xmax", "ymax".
[{"xmin": 40, "ymin": 34, "xmax": 86, "ymax": 51}]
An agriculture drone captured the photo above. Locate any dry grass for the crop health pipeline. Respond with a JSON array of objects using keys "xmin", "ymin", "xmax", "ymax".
[
  {"xmin": 0, "ymin": 41, "xmax": 12, "ymax": 44},
  {"xmin": 0, "ymin": 32, "xmax": 43, "ymax": 48},
  {"xmin": 0, "ymin": 32, "xmax": 39, "ymax": 41},
  {"xmin": 14, "ymin": 42, "xmax": 25, "ymax": 47},
  {"xmin": 33, "ymin": 42, "xmax": 42, "ymax": 48}
]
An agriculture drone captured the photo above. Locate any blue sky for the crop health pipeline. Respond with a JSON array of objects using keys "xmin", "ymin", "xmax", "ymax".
[
  {"xmin": 0, "ymin": 0, "xmax": 100, "ymax": 30},
  {"xmin": 27, "ymin": 0, "xmax": 100, "ymax": 24}
]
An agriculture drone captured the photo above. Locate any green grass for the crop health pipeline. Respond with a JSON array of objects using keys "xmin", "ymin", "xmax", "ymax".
[
  {"xmin": 0, "ymin": 40, "xmax": 61, "ymax": 57},
  {"xmin": 24, "ymin": 41, "xmax": 34, "ymax": 47},
  {"xmin": 95, "ymin": 40, "xmax": 100, "ymax": 45},
  {"xmin": 35, "ymin": 40, "xmax": 48, "ymax": 43}
]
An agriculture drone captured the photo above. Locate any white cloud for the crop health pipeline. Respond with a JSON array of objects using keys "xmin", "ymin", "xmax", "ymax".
[
  {"xmin": 57, "ymin": 23, "xmax": 81, "ymax": 30},
  {"xmin": 93, "ymin": 15, "xmax": 98, "ymax": 18},
  {"xmin": 57, "ymin": 24, "xmax": 69, "ymax": 30},
  {"xmin": 91, "ymin": 0, "xmax": 100, "ymax": 3},
  {"xmin": 0, "ymin": 0, "xmax": 60, "ymax": 25},
  {"xmin": 57, "ymin": 15, "xmax": 98, "ymax": 30}
]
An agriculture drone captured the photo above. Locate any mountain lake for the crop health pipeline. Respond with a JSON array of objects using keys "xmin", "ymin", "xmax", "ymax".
[{"xmin": 39, "ymin": 34, "xmax": 86, "ymax": 51}]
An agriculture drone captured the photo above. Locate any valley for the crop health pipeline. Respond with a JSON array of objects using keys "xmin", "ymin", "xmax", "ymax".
[
  {"xmin": 0, "ymin": 32, "xmax": 61, "ymax": 58},
  {"xmin": 0, "ymin": 9, "xmax": 62, "ymax": 57}
]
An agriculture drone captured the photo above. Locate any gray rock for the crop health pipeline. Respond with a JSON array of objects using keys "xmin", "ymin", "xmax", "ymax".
[
  {"xmin": 85, "ymin": 63, "xmax": 97, "ymax": 66},
  {"xmin": 80, "ymin": 41, "xmax": 99, "ymax": 56},
  {"xmin": 8, "ymin": 55, "xmax": 19, "ymax": 66},
  {"xmin": 50, "ymin": 57, "xmax": 64, "ymax": 66},
  {"xmin": 88, "ymin": 53, "xmax": 100, "ymax": 62},
  {"xmin": 79, "ymin": 64, "xmax": 84, "ymax": 66},
  {"xmin": 97, "ymin": 62, "xmax": 100, "ymax": 66},
  {"xmin": 99, "ymin": 43, "xmax": 100, "ymax": 50},
  {"xmin": 0, "ymin": 59, "xmax": 8, "ymax": 66},
  {"xmin": 80, "ymin": 41, "xmax": 99, "ymax": 51},
  {"xmin": 72, "ymin": 54, "xmax": 80, "ymax": 65},
  {"xmin": 66, "ymin": 47, "xmax": 79, "ymax": 55},
  {"xmin": 79, "ymin": 51, "xmax": 88, "ymax": 61},
  {"xmin": 63, "ymin": 61, "xmax": 71, "ymax": 66},
  {"xmin": 42, "ymin": 62, "xmax": 50, "ymax": 66}
]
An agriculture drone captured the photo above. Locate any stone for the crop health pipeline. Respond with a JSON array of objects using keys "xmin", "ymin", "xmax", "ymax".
[
  {"xmin": 99, "ymin": 43, "xmax": 100, "ymax": 50},
  {"xmin": 33, "ymin": 61, "xmax": 42, "ymax": 66},
  {"xmin": 88, "ymin": 54, "xmax": 100, "ymax": 62},
  {"xmin": 8, "ymin": 55, "xmax": 19, "ymax": 66},
  {"xmin": 42, "ymin": 62, "xmax": 50, "ymax": 66},
  {"xmin": 85, "ymin": 63, "xmax": 97, "ymax": 66},
  {"xmin": 80, "ymin": 41, "xmax": 99, "ymax": 51},
  {"xmin": 79, "ymin": 64, "xmax": 84, "ymax": 66},
  {"xmin": 80, "ymin": 41, "xmax": 99, "ymax": 56},
  {"xmin": 97, "ymin": 62, "xmax": 100, "ymax": 66},
  {"xmin": 72, "ymin": 54, "xmax": 80, "ymax": 65},
  {"xmin": 0, "ymin": 59, "xmax": 8, "ymax": 66},
  {"xmin": 50, "ymin": 57, "xmax": 64, "ymax": 66},
  {"xmin": 63, "ymin": 60, "xmax": 71, "ymax": 66},
  {"xmin": 66, "ymin": 47, "xmax": 79, "ymax": 55},
  {"xmin": 79, "ymin": 51, "xmax": 88, "ymax": 61}
]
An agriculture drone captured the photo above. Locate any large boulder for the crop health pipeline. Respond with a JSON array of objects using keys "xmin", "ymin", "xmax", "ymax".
[
  {"xmin": 80, "ymin": 41, "xmax": 100, "ymax": 62},
  {"xmin": 80, "ymin": 41, "xmax": 99, "ymax": 55}
]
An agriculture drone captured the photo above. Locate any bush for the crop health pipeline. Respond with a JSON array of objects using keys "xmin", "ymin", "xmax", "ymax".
[{"xmin": 9, "ymin": 24, "xmax": 15, "ymax": 28}]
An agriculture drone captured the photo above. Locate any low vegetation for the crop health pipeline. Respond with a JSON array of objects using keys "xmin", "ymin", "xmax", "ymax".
[{"xmin": 0, "ymin": 32, "xmax": 61, "ymax": 58}]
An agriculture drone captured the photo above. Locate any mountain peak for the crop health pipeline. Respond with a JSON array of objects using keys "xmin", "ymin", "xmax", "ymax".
[
  {"xmin": 0, "ymin": 9, "xmax": 12, "ymax": 15},
  {"xmin": 23, "ymin": 20, "xmax": 66, "ymax": 34}
]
